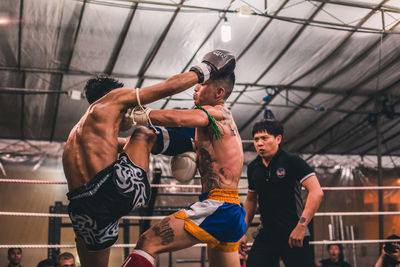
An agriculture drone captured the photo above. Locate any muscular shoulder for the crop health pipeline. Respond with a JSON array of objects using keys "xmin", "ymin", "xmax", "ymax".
[
  {"xmin": 197, "ymin": 105, "xmax": 225, "ymax": 121},
  {"xmin": 102, "ymin": 87, "xmax": 133, "ymax": 99},
  {"xmin": 87, "ymin": 102, "xmax": 118, "ymax": 121},
  {"xmin": 88, "ymin": 88, "xmax": 133, "ymax": 113},
  {"xmin": 79, "ymin": 103, "xmax": 122, "ymax": 132},
  {"xmin": 95, "ymin": 87, "xmax": 135, "ymax": 108}
]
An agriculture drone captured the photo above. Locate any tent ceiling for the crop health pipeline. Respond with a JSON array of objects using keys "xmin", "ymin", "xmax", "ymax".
[{"xmin": 1, "ymin": 0, "xmax": 400, "ymax": 157}]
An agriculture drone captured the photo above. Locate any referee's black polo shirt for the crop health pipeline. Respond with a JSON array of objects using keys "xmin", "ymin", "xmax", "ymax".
[{"xmin": 247, "ymin": 148, "xmax": 315, "ymax": 238}]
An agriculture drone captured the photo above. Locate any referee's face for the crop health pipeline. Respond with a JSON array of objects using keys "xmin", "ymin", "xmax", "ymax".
[{"xmin": 253, "ymin": 131, "xmax": 281, "ymax": 160}]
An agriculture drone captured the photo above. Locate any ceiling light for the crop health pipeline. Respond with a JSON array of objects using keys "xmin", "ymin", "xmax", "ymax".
[
  {"xmin": 68, "ymin": 90, "xmax": 82, "ymax": 100},
  {"xmin": 221, "ymin": 17, "xmax": 231, "ymax": 43},
  {"xmin": 0, "ymin": 17, "xmax": 10, "ymax": 25}
]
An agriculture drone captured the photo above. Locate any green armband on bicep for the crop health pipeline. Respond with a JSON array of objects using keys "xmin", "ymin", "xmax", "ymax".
[{"xmin": 193, "ymin": 106, "xmax": 221, "ymax": 140}]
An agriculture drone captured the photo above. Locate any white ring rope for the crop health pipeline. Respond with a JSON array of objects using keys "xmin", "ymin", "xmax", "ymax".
[
  {"xmin": 1, "ymin": 239, "xmax": 400, "ymax": 249},
  {"xmin": 1, "ymin": 178, "xmax": 400, "ymax": 191},
  {"xmin": 309, "ymin": 239, "xmax": 400, "ymax": 245},
  {"xmin": 1, "ymin": 211, "xmax": 400, "ymax": 219},
  {"xmin": 314, "ymin": 211, "xmax": 400, "ymax": 216},
  {"xmin": 0, "ymin": 243, "xmax": 209, "ymax": 249},
  {"xmin": 0, "ymin": 212, "xmax": 166, "ymax": 220},
  {"xmin": 0, "ymin": 179, "xmax": 247, "ymax": 189},
  {"xmin": 0, "ymin": 178, "xmax": 67, "ymax": 184},
  {"xmin": 321, "ymin": 186, "xmax": 400, "ymax": 191}
]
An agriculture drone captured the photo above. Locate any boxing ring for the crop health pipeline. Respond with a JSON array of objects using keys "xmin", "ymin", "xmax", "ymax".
[{"xmin": 1, "ymin": 170, "xmax": 400, "ymax": 267}]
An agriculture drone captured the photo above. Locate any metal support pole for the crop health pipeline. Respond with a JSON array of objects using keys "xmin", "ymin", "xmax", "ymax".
[
  {"xmin": 168, "ymin": 252, "xmax": 173, "ymax": 267},
  {"xmin": 48, "ymin": 201, "xmax": 62, "ymax": 260},
  {"xmin": 350, "ymin": 225, "xmax": 357, "ymax": 267},
  {"xmin": 139, "ymin": 169, "xmax": 162, "ymax": 234},
  {"xmin": 201, "ymin": 246, "xmax": 206, "ymax": 267},
  {"xmin": 339, "ymin": 215, "xmax": 345, "ymax": 240},
  {"xmin": 376, "ymin": 114, "xmax": 384, "ymax": 245},
  {"xmin": 330, "ymin": 216, "xmax": 335, "ymax": 240},
  {"xmin": 345, "ymin": 225, "xmax": 351, "ymax": 262},
  {"xmin": 335, "ymin": 216, "xmax": 340, "ymax": 241},
  {"xmin": 123, "ymin": 219, "xmax": 130, "ymax": 259}
]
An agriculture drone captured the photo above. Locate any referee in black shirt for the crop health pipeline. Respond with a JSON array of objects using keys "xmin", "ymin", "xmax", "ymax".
[{"xmin": 239, "ymin": 119, "xmax": 324, "ymax": 267}]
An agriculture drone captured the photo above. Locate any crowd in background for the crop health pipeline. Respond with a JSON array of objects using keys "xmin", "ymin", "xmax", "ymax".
[{"xmin": 6, "ymin": 248, "xmax": 76, "ymax": 267}]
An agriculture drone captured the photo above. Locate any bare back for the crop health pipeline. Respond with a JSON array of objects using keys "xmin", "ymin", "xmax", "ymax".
[
  {"xmin": 63, "ymin": 73, "xmax": 199, "ymax": 191},
  {"xmin": 62, "ymin": 97, "xmax": 125, "ymax": 191},
  {"xmin": 195, "ymin": 106, "xmax": 243, "ymax": 192}
]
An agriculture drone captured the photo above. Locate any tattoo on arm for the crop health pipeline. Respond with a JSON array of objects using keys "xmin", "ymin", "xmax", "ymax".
[
  {"xmin": 299, "ymin": 217, "xmax": 306, "ymax": 224},
  {"xmin": 220, "ymin": 108, "xmax": 236, "ymax": 136},
  {"xmin": 152, "ymin": 217, "xmax": 174, "ymax": 245}
]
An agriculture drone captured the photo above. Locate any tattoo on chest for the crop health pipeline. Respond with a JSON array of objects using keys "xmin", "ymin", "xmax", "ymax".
[
  {"xmin": 198, "ymin": 148, "xmax": 235, "ymax": 191},
  {"xmin": 221, "ymin": 108, "xmax": 237, "ymax": 136},
  {"xmin": 152, "ymin": 217, "xmax": 174, "ymax": 245}
]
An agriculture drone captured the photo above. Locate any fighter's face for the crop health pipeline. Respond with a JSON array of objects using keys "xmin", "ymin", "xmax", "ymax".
[
  {"xmin": 328, "ymin": 245, "xmax": 340, "ymax": 262},
  {"xmin": 193, "ymin": 80, "xmax": 216, "ymax": 106},
  {"xmin": 8, "ymin": 249, "xmax": 22, "ymax": 264},
  {"xmin": 253, "ymin": 131, "xmax": 281, "ymax": 160}
]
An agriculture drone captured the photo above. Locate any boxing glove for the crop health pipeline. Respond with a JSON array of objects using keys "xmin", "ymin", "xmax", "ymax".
[
  {"xmin": 190, "ymin": 50, "xmax": 236, "ymax": 83},
  {"xmin": 130, "ymin": 106, "xmax": 153, "ymax": 126}
]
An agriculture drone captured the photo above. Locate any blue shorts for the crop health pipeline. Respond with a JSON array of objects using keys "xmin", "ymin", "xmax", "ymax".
[
  {"xmin": 174, "ymin": 189, "xmax": 246, "ymax": 252},
  {"xmin": 67, "ymin": 153, "xmax": 150, "ymax": 251}
]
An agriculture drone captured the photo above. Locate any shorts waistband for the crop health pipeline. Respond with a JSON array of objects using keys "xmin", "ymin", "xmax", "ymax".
[
  {"xmin": 200, "ymin": 189, "xmax": 240, "ymax": 205},
  {"xmin": 67, "ymin": 164, "xmax": 114, "ymax": 200}
]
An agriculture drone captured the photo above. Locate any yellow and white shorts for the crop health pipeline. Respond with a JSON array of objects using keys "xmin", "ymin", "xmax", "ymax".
[{"xmin": 174, "ymin": 189, "xmax": 246, "ymax": 252}]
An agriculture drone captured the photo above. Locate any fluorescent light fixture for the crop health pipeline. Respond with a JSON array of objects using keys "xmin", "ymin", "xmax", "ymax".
[
  {"xmin": 69, "ymin": 90, "xmax": 82, "ymax": 100},
  {"xmin": 221, "ymin": 17, "xmax": 231, "ymax": 43},
  {"xmin": 0, "ymin": 17, "xmax": 10, "ymax": 25}
]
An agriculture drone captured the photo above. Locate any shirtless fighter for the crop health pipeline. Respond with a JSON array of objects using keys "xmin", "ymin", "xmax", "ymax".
[
  {"xmin": 62, "ymin": 51, "xmax": 235, "ymax": 267},
  {"xmin": 122, "ymin": 50, "xmax": 245, "ymax": 267}
]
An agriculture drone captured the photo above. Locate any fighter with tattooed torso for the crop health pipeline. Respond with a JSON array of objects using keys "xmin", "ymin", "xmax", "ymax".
[{"xmin": 122, "ymin": 50, "xmax": 245, "ymax": 267}]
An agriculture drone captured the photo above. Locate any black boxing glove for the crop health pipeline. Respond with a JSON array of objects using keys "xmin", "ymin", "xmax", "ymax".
[{"xmin": 190, "ymin": 49, "xmax": 236, "ymax": 83}]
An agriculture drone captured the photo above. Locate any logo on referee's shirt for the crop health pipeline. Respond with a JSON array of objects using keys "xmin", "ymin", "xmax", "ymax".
[{"xmin": 276, "ymin": 168, "xmax": 286, "ymax": 178}]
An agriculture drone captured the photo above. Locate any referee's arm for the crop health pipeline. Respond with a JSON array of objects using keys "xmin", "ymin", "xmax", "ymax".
[
  {"xmin": 300, "ymin": 174, "xmax": 324, "ymax": 227},
  {"xmin": 289, "ymin": 174, "xmax": 324, "ymax": 248},
  {"xmin": 243, "ymin": 190, "xmax": 258, "ymax": 229}
]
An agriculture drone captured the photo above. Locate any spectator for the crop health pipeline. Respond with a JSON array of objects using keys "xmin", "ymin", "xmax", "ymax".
[
  {"xmin": 36, "ymin": 259, "xmax": 57, "ymax": 267},
  {"xmin": 374, "ymin": 235, "xmax": 400, "ymax": 267},
  {"xmin": 6, "ymin": 248, "xmax": 22, "ymax": 267},
  {"xmin": 57, "ymin": 252, "xmax": 76, "ymax": 267},
  {"xmin": 316, "ymin": 244, "xmax": 351, "ymax": 267}
]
